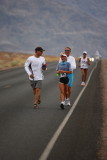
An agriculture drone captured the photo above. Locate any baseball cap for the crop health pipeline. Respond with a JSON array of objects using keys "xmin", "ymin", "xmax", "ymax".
[
  {"xmin": 60, "ymin": 52, "xmax": 67, "ymax": 57},
  {"xmin": 35, "ymin": 46, "xmax": 45, "ymax": 52},
  {"xmin": 83, "ymin": 51, "xmax": 87, "ymax": 54}
]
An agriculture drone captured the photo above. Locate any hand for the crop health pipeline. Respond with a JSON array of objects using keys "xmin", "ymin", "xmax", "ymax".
[
  {"xmin": 42, "ymin": 66, "xmax": 46, "ymax": 70},
  {"xmin": 56, "ymin": 71, "xmax": 59, "ymax": 74},
  {"xmin": 87, "ymin": 62, "xmax": 90, "ymax": 65},
  {"xmin": 30, "ymin": 74, "xmax": 34, "ymax": 78},
  {"xmin": 42, "ymin": 64, "xmax": 47, "ymax": 70}
]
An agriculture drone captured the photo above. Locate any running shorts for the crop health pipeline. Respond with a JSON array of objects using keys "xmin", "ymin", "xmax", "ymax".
[
  {"xmin": 30, "ymin": 80, "xmax": 42, "ymax": 89},
  {"xmin": 81, "ymin": 68, "xmax": 88, "ymax": 70},
  {"xmin": 68, "ymin": 73, "xmax": 74, "ymax": 87},
  {"xmin": 59, "ymin": 77, "xmax": 69, "ymax": 85}
]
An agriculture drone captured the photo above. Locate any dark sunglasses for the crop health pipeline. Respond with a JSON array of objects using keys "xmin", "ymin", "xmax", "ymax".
[{"xmin": 65, "ymin": 50, "xmax": 71, "ymax": 51}]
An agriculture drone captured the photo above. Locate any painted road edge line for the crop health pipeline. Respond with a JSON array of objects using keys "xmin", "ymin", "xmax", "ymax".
[{"xmin": 38, "ymin": 62, "xmax": 98, "ymax": 160}]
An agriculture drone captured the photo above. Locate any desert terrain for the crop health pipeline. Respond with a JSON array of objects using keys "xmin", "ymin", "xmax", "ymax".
[{"xmin": 0, "ymin": 51, "xmax": 59, "ymax": 70}]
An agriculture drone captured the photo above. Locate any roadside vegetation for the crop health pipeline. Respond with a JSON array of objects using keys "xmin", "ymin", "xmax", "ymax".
[{"xmin": 0, "ymin": 51, "xmax": 59, "ymax": 70}]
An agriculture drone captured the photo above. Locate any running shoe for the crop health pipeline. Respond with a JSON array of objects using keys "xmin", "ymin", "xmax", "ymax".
[
  {"xmin": 65, "ymin": 98, "xmax": 70, "ymax": 106},
  {"xmin": 33, "ymin": 104, "xmax": 39, "ymax": 109},
  {"xmin": 83, "ymin": 82, "xmax": 85, "ymax": 86},
  {"xmin": 60, "ymin": 102, "xmax": 65, "ymax": 109},
  {"xmin": 81, "ymin": 82, "xmax": 85, "ymax": 86},
  {"xmin": 67, "ymin": 101, "xmax": 71, "ymax": 106},
  {"xmin": 64, "ymin": 99, "xmax": 67, "ymax": 105},
  {"xmin": 81, "ymin": 82, "xmax": 84, "ymax": 85}
]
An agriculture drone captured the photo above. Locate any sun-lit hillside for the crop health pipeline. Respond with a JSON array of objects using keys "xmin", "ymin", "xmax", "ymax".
[{"xmin": 0, "ymin": 52, "xmax": 59, "ymax": 70}]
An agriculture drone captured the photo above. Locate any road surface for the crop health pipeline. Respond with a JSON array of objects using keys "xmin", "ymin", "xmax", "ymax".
[{"xmin": 0, "ymin": 61, "xmax": 102, "ymax": 160}]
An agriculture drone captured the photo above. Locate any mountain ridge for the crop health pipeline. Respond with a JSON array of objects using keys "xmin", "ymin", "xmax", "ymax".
[{"xmin": 0, "ymin": 0, "xmax": 107, "ymax": 58}]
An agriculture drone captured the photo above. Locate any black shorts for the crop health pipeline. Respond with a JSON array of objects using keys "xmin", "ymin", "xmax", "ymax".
[{"xmin": 59, "ymin": 77, "xmax": 69, "ymax": 85}]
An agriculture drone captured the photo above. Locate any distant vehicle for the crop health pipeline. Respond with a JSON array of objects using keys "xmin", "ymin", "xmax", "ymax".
[
  {"xmin": 95, "ymin": 51, "xmax": 102, "ymax": 61},
  {"xmin": 90, "ymin": 57, "xmax": 94, "ymax": 62}
]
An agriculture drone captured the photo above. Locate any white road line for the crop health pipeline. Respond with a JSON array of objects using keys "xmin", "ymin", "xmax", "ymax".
[{"xmin": 38, "ymin": 62, "xmax": 98, "ymax": 160}]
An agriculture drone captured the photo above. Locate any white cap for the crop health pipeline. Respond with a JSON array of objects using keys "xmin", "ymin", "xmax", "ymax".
[
  {"xmin": 83, "ymin": 51, "xmax": 87, "ymax": 54},
  {"xmin": 60, "ymin": 52, "xmax": 67, "ymax": 57}
]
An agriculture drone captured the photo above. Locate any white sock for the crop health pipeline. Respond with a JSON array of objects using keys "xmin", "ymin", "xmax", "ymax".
[
  {"xmin": 66, "ymin": 98, "xmax": 70, "ymax": 101},
  {"xmin": 61, "ymin": 101, "xmax": 65, "ymax": 104}
]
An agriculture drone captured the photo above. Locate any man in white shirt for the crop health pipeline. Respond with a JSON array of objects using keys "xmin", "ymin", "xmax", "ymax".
[
  {"xmin": 59, "ymin": 47, "xmax": 76, "ymax": 106},
  {"xmin": 24, "ymin": 46, "xmax": 47, "ymax": 109}
]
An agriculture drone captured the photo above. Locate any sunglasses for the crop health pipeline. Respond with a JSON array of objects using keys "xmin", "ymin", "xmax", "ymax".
[{"xmin": 65, "ymin": 50, "xmax": 71, "ymax": 51}]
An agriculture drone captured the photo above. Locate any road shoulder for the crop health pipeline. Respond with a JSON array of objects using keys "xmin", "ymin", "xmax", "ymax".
[{"xmin": 99, "ymin": 60, "xmax": 107, "ymax": 160}]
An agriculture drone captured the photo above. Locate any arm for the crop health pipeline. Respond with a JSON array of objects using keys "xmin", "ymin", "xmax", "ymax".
[
  {"xmin": 71, "ymin": 57, "xmax": 76, "ymax": 70},
  {"xmin": 56, "ymin": 70, "xmax": 72, "ymax": 74},
  {"xmin": 59, "ymin": 57, "xmax": 62, "ymax": 63},
  {"xmin": 78, "ymin": 58, "xmax": 81, "ymax": 67},
  {"xmin": 87, "ymin": 58, "xmax": 90, "ymax": 65},
  {"xmin": 42, "ymin": 58, "xmax": 47, "ymax": 70},
  {"xmin": 56, "ymin": 62, "xmax": 59, "ymax": 71},
  {"xmin": 42, "ymin": 64, "xmax": 47, "ymax": 70},
  {"xmin": 24, "ymin": 58, "xmax": 34, "ymax": 78}
]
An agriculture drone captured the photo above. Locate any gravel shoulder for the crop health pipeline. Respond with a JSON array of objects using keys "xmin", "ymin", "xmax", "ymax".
[{"xmin": 99, "ymin": 60, "xmax": 107, "ymax": 160}]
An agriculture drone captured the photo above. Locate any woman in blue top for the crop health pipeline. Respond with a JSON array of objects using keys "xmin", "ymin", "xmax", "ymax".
[{"xmin": 56, "ymin": 53, "xmax": 72, "ymax": 109}]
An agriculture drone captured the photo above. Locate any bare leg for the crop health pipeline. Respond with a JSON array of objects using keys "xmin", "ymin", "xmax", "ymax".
[
  {"xmin": 59, "ymin": 83, "xmax": 65, "ymax": 102},
  {"xmin": 81, "ymin": 69, "xmax": 85, "ymax": 82},
  {"xmin": 84, "ymin": 69, "xmax": 88, "ymax": 82},
  {"xmin": 65, "ymin": 84, "xmax": 69, "ymax": 98},
  {"xmin": 68, "ymin": 86, "xmax": 71, "ymax": 99},
  {"xmin": 33, "ymin": 88, "xmax": 40, "ymax": 104}
]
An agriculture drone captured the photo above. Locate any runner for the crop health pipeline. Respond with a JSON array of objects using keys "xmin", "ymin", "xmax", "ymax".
[
  {"xmin": 78, "ymin": 51, "xmax": 90, "ymax": 86},
  {"xmin": 59, "ymin": 47, "xmax": 76, "ymax": 106},
  {"xmin": 56, "ymin": 53, "xmax": 72, "ymax": 109},
  {"xmin": 24, "ymin": 46, "xmax": 47, "ymax": 109}
]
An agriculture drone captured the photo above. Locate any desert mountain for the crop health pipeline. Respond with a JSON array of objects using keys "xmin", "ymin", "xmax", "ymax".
[{"xmin": 0, "ymin": 0, "xmax": 107, "ymax": 58}]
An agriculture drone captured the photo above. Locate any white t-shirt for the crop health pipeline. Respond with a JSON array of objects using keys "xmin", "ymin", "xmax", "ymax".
[
  {"xmin": 24, "ymin": 56, "xmax": 46, "ymax": 80},
  {"xmin": 59, "ymin": 55, "xmax": 76, "ymax": 71}
]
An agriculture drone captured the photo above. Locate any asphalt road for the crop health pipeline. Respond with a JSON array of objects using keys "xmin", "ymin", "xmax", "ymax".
[{"xmin": 0, "ymin": 61, "xmax": 102, "ymax": 160}]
